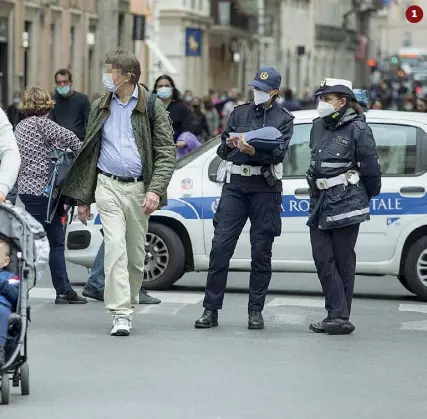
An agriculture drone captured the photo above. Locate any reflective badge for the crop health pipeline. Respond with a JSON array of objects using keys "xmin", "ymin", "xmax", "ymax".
[
  {"xmin": 320, "ymin": 78, "xmax": 326, "ymax": 87},
  {"xmin": 260, "ymin": 72, "xmax": 269, "ymax": 80},
  {"xmin": 334, "ymin": 136, "xmax": 351, "ymax": 147},
  {"xmin": 211, "ymin": 198, "xmax": 220, "ymax": 214},
  {"xmin": 216, "ymin": 160, "xmax": 227, "ymax": 182}
]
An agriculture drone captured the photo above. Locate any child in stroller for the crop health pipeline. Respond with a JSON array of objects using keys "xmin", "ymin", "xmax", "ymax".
[
  {"xmin": 0, "ymin": 202, "xmax": 49, "ymax": 404},
  {"xmin": 0, "ymin": 238, "xmax": 20, "ymax": 367}
]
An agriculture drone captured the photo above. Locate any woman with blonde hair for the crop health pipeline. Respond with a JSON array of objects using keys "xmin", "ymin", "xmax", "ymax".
[{"xmin": 15, "ymin": 87, "xmax": 87, "ymax": 305}]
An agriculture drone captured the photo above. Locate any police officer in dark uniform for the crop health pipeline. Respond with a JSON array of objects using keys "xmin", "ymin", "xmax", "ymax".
[
  {"xmin": 306, "ymin": 78, "xmax": 381, "ymax": 335},
  {"xmin": 194, "ymin": 67, "xmax": 294, "ymax": 330}
]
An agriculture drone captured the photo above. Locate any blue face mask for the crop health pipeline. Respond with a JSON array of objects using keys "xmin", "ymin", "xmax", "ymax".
[
  {"xmin": 156, "ymin": 86, "xmax": 173, "ymax": 99},
  {"xmin": 56, "ymin": 85, "xmax": 71, "ymax": 96}
]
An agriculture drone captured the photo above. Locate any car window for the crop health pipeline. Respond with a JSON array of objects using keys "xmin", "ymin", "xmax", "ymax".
[
  {"xmin": 282, "ymin": 123, "xmax": 311, "ymax": 177},
  {"xmin": 370, "ymin": 124, "xmax": 417, "ymax": 175},
  {"xmin": 282, "ymin": 122, "xmax": 419, "ymax": 178}
]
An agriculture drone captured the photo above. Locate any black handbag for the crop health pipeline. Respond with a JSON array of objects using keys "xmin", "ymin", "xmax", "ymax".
[{"xmin": 35, "ymin": 121, "xmax": 76, "ymax": 222}]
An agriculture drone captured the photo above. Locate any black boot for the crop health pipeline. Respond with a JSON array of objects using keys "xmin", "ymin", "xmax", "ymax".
[
  {"xmin": 0, "ymin": 344, "xmax": 5, "ymax": 367},
  {"xmin": 309, "ymin": 317, "xmax": 331, "ymax": 333},
  {"xmin": 248, "ymin": 311, "xmax": 264, "ymax": 330},
  {"xmin": 194, "ymin": 309, "xmax": 218, "ymax": 329},
  {"xmin": 324, "ymin": 318, "xmax": 355, "ymax": 335}
]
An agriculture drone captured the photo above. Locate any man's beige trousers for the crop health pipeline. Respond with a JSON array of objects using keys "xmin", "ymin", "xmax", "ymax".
[{"xmin": 95, "ymin": 174, "xmax": 149, "ymax": 317}]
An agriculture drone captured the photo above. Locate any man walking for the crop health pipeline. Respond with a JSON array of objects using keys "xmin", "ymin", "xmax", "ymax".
[
  {"xmin": 82, "ymin": 240, "xmax": 161, "ymax": 304},
  {"xmin": 51, "ymin": 68, "xmax": 90, "ymax": 141},
  {"xmin": 62, "ymin": 48, "xmax": 175, "ymax": 336}
]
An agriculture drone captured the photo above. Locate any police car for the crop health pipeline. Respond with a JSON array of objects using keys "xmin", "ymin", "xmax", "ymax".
[{"xmin": 65, "ymin": 110, "xmax": 427, "ymax": 300}]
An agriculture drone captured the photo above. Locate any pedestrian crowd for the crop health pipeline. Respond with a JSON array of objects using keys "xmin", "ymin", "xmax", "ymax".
[{"xmin": 0, "ymin": 45, "xmax": 385, "ymax": 348}]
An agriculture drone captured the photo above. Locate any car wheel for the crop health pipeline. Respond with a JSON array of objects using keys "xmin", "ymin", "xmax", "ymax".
[
  {"xmin": 397, "ymin": 274, "xmax": 414, "ymax": 293},
  {"xmin": 403, "ymin": 236, "xmax": 427, "ymax": 301},
  {"xmin": 143, "ymin": 222, "xmax": 185, "ymax": 290}
]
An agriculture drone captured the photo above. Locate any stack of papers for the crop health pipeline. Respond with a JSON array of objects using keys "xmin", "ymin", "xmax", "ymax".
[{"xmin": 228, "ymin": 127, "xmax": 282, "ymax": 152}]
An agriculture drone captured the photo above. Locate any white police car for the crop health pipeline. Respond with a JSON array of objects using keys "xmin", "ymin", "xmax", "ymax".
[{"xmin": 65, "ymin": 110, "xmax": 427, "ymax": 300}]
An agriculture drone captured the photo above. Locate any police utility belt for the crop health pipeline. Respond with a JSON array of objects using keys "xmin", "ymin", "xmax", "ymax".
[
  {"xmin": 217, "ymin": 161, "xmax": 283, "ymax": 186},
  {"xmin": 315, "ymin": 170, "xmax": 360, "ymax": 190}
]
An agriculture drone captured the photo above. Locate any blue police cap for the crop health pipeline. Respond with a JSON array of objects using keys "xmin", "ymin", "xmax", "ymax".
[
  {"xmin": 249, "ymin": 67, "xmax": 281, "ymax": 92},
  {"xmin": 314, "ymin": 78, "xmax": 356, "ymax": 101}
]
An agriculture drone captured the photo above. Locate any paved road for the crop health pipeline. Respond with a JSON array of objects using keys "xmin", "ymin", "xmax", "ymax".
[{"xmin": 2, "ymin": 266, "xmax": 427, "ymax": 418}]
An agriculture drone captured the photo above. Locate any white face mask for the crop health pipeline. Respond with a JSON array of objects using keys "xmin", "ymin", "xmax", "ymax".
[
  {"xmin": 102, "ymin": 73, "xmax": 124, "ymax": 93},
  {"xmin": 253, "ymin": 89, "xmax": 271, "ymax": 105},
  {"xmin": 317, "ymin": 100, "xmax": 340, "ymax": 118}
]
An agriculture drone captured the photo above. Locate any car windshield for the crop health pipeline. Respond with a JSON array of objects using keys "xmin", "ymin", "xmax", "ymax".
[{"xmin": 175, "ymin": 136, "xmax": 221, "ymax": 169}]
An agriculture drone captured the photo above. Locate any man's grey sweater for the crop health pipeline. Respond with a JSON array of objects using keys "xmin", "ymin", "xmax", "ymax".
[{"xmin": 0, "ymin": 107, "xmax": 21, "ymax": 196}]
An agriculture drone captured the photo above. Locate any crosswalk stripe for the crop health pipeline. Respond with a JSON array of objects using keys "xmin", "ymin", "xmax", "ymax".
[
  {"xmin": 137, "ymin": 303, "xmax": 191, "ymax": 315},
  {"xmin": 398, "ymin": 304, "xmax": 427, "ymax": 314},
  {"xmin": 29, "ymin": 287, "xmax": 205, "ymax": 305},
  {"xmin": 269, "ymin": 309, "xmax": 308, "ymax": 325},
  {"xmin": 266, "ymin": 296, "xmax": 325, "ymax": 308},
  {"xmin": 400, "ymin": 320, "xmax": 427, "ymax": 331},
  {"xmin": 30, "ymin": 288, "xmax": 56, "ymax": 300}
]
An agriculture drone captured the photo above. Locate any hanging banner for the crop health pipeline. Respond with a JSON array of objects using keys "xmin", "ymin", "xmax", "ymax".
[{"xmin": 185, "ymin": 28, "xmax": 202, "ymax": 57}]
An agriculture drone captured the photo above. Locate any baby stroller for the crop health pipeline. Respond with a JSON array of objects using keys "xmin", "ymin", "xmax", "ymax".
[{"xmin": 0, "ymin": 202, "xmax": 49, "ymax": 404}]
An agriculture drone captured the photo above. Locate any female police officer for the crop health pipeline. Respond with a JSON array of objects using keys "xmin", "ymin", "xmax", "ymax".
[
  {"xmin": 306, "ymin": 79, "xmax": 381, "ymax": 335},
  {"xmin": 194, "ymin": 67, "xmax": 294, "ymax": 330}
]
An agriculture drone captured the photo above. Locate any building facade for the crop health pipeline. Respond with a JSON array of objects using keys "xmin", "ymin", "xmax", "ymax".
[
  {"xmin": 0, "ymin": 0, "xmax": 138, "ymax": 108},
  {"xmin": 261, "ymin": 0, "xmax": 385, "ymax": 95},
  {"xmin": 142, "ymin": 0, "xmax": 259, "ymax": 96},
  {"xmin": 377, "ymin": 0, "xmax": 427, "ymax": 56},
  {"xmin": 150, "ymin": 0, "xmax": 211, "ymax": 94},
  {"xmin": 208, "ymin": 0, "xmax": 258, "ymax": 95}
]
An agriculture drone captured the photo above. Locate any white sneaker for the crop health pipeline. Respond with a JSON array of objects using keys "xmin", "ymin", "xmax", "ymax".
[{"xmin": 111, "ymin": 317, "xmax": 131, "ymax": 336}]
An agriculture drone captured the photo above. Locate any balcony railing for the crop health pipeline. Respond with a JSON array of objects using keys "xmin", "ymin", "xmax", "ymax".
[{"xmin": 210, "ymin": 0, "xmax": 257, "ymax": 33}]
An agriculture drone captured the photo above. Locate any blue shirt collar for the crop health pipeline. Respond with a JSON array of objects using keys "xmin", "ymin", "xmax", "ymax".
[{"xmin": 112, "ymin": 85, "xmax": 138, "ymax": 104}]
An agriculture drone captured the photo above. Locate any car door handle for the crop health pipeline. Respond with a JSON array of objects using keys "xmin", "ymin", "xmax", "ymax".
[
  {"xmin": 294, "ymin": 188, "xmax": 310, "ymax": 197},
  {"xmin": 400, "ymin": 186, "xmax": 425, "ymax": 197}
]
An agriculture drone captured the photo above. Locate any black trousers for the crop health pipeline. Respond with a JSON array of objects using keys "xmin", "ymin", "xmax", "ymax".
[
  {"xmin": 20, "ymin": 194, "xmax": 73, "ymax": 295},
  {"xmin": 203, "ymin": 184, "xmax": 282, "ymax": 312},
  {"xmin": 310, "ymin": 224, "xmax": 360, "ymax": 319}
]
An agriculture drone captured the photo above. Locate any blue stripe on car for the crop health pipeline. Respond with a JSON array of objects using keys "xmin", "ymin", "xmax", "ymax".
[{"xmin": 93, "ymin": 193, "xmax": 425, "ymax": 224}]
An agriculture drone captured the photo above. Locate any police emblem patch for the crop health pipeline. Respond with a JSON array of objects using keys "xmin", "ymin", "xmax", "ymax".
[
  {"xmin": 320, "ymin": 79, "xmax": 326, "ymax": 87},
  {"xmin": 211, "ymin": 198, "xmax": 220, "ymax": 214},
  {"xmin": 181, "ymin": 178, "xmax": 193, "ymax": 190},
  {"xmin": 334, "ymin": 136, "xmax": 350, "ymax": 147},
  {"xmin": 260, "ymin": 72, "xmax": 269, "ymax": 80}
]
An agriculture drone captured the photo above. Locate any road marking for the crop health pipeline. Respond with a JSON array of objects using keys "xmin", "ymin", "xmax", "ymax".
[
  {"xmin": 137, "ymin": 303, "xmax": 190, "ymax": 315},
  {"xmin": 144, "ymin": 291, "xmax": 204, "ymax": 304},
  {"xmin": 268, "ymin": 309, "xmax": 308, "ymax": 325},
  {"xmin": 399, "ymin": 303, "xmax": 427, "ymax": 314},
  {"xmin": 29, "ymin": 288, "xmax": 56, "ymax": 300},
  {"xmin": 267, "ymin": 296, "xmax": 325, "ymax": 308},
  {"xmin": 400, "ymin": 320, "xmax": 427, "ymax": 331},
  {"xmin": 29, "ymin": 287, "xmax": 204, "ymax": 304},
  {"xmin": 137, "ymin": 292, "xmax": 204, "ymax": 315}
]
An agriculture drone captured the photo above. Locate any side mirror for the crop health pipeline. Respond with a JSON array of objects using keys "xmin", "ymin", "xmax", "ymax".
[
  {"xmin": 208, "ymin": 172, "xmax": 219, "ymax": 182},
  {"xmin": 208, "ymin": 156, "xmax": 223, "ymax": 182}
]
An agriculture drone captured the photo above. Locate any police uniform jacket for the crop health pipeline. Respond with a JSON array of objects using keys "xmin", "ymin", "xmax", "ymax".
[
  {"xmin": 307, "ymin": 108, "xmax": 381, "ymax": 230},
  {"xmin": 217, "ymin": 101, "xmax": 294, "ymax": 193}
]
